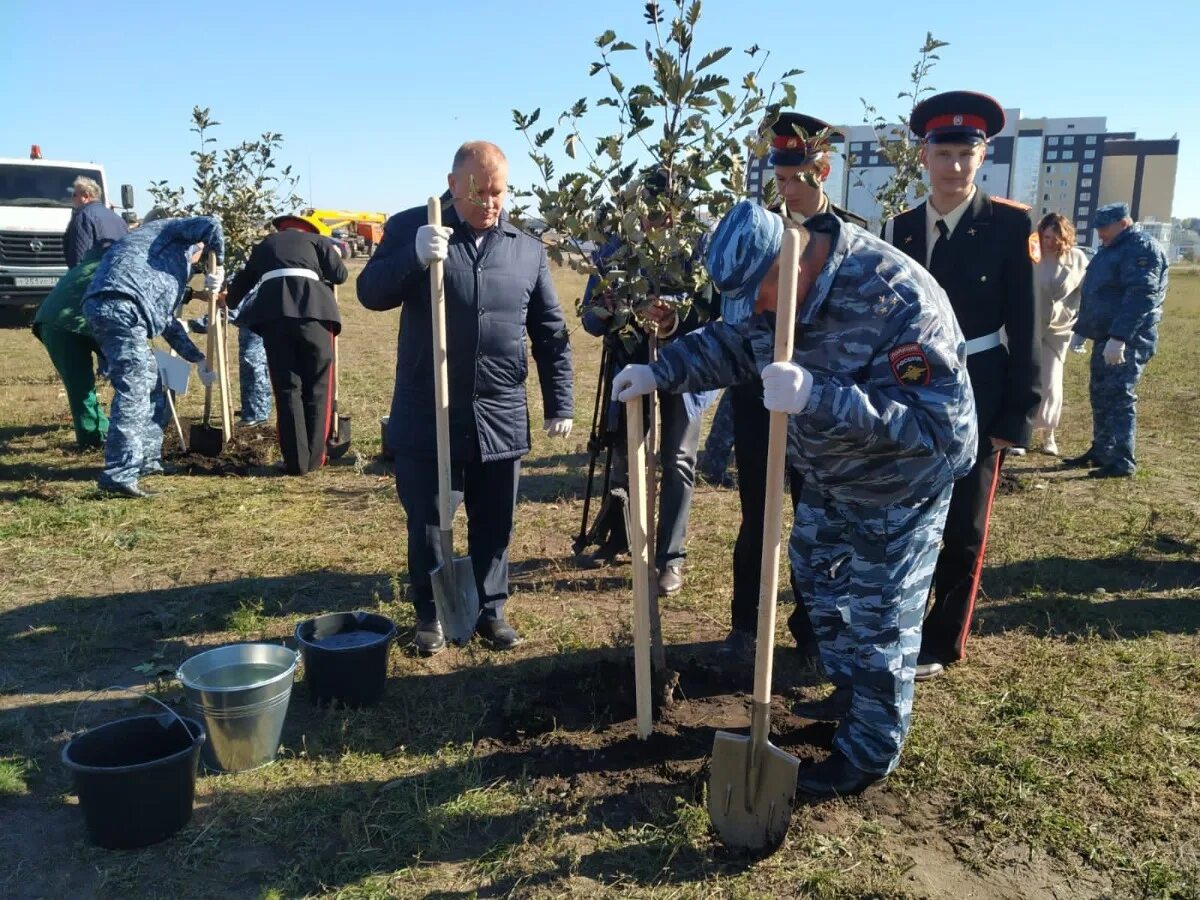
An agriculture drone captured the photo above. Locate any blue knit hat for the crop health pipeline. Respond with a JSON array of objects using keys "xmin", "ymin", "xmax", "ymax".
[
  {"xmin": 706, "ymin": 201, "xmax": 784, "ymax": 324},
  {"xmin": 1094, "ymin": 203, "xmax": 1130, "ymax": 227}
]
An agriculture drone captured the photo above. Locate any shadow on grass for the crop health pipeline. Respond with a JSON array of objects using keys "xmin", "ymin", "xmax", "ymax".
[{"xmin": 979, "ymin": 553, "xmax": 1200, "ymax": 639}]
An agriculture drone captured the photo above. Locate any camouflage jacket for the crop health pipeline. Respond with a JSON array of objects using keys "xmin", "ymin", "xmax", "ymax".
[
  {"xmin": 650, "ymin": 213, "xmax": 977, "ymax": 514},
  {"xmin": 1076, "ymin": 226, "xmax": 1168, "ymax": 344},
  {"xmin": 84, "ymin": 217, "xmax": 225, "ymax": 363}
]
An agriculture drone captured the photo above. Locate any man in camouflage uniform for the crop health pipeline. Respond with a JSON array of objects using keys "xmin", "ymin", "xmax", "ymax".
[
  {"xmin": 82, "ymin": 216, "xmax": 225, "ymax": 498},
  {"xmin": 613, "ymin": 201, "xmax": 976, "ymax": 795},
  {"xmin": 1064, "ymin": 203, "xmax": 1168, "ymax": 478},
  {"xmin": 233, "ymin": 313, "xmax": 273, "ymax": 425}
]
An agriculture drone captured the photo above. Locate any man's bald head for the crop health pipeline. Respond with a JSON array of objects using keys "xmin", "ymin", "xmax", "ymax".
[{"xmin": 448, "ymin": 141, "xmax": 509, "ymax": 232}]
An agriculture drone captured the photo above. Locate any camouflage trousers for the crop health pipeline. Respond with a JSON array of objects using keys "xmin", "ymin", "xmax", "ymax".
[
  {"xmin": 237, "ymin": 325, "xmax": 273, "ymax": 422},
  {"xmin": 790, "ymin": 484, "xmax": 953, "ymax": 775},
  {"xmin": 82, "ymin": 298, "xmax": 169, "ymax": 488},
  {"xmin": 1089, "ymin": 326, "xmax": 1156, "ymax": 475}
]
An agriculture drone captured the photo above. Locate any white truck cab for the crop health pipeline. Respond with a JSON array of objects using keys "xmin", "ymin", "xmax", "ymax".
[{"xmin": 0, "ymin": 146, "xmax": 135, "ymax": 308}]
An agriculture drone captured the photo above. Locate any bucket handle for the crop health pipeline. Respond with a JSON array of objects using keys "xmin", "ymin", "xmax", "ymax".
[{"xmin": 72, "ymin": 684, "xmax": 191, "ymax": 737}]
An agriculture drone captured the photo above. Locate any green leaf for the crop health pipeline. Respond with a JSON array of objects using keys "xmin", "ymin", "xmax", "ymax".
[
  {"xmin": 696, "ymin": 47, "xmax": 731, "ymax": 71},
  {"xmin": 535, "ymin": 127, "xmax": 555, "ymax": 148},
  {"xmin": 596, "ymin": 29, "xmax": 616, "ymax": 48},
  {"xmin": 565, "ymin": 134, "xmax": 578, "ymax": 159},
  {"xmin": 780, "ymin": 68, "xmax": 804, "ymax": 79},
  {"xmin": 589, "ymin": 61, "xmax": 603, "ymax": 76},
  {"xmin": 611, "ymin": 41, "xmax": 636, "ymax": 51},
  {"xmin": 694, "ymin": 73, "xmax": 728, "ymax": 95},
  {"xmin": 528, "ymin": 108, "xmax": 541, "ymax": 126},
  {"xmin": 716, "ymin": 89, "xmax": 736, "ymax": 115}
]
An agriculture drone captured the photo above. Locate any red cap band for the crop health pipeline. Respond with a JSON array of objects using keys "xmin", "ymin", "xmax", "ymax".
[
  {"xmin": 771, "ymin": 134, "xmax": 811, "ymax": 152},
  {"xmin": 925, "ymin": 113, "xmax": 987, "ymax": 134}
]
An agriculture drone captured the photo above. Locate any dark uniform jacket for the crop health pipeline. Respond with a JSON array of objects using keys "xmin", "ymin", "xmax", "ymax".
[
  {"xmin": 64, "ymin": 202, "xmax": 128, "ymax": 269},
  {"xmin": 225, "ymin": 230, "xmax": 347, "ymax": 333},
  {"xmin": 886, "ymin": 190, "xmax": 1040, "ymax": 446},
  {"xmin": 357, "ymin": 200, "xmax": 574, "ymax": 463}
]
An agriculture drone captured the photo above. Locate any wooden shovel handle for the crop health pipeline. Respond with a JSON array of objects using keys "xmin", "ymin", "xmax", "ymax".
[
  {"xmin": 752, "ymin": 229, "xmax": 801, "ymax": 708},
  {"xmin": 625, "ymin": 393, "xmax": 654, "ymax": 739},
  {"xmin": 428, "ymin": 197, "xmax": 454, "ymax": 531}
]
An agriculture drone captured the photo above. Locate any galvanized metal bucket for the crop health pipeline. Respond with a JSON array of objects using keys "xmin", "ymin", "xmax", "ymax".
[{"xmin": 176, "ymin": 643, "xmax": 299, "ymax": 774}]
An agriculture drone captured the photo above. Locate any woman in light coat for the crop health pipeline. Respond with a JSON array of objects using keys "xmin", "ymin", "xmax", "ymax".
[{"xmin": 1033, "ymin": 212, "xmax": 1089, "ymax": 455}]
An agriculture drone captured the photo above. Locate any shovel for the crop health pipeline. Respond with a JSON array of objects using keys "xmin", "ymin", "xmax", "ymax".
[
  {"xmin": 326, "ymin": 334, "xmax": 352, "ymax": 460},
  {"xmin": 189, "ymin": 252, "xmax": 226, "ymax": 457},
  {"xmin": 709, "ymin": 228, "xmax": 802, "ymax": 853},
  {"xmin": 624, "ymin": 392, "xmax": 654, "ymax": 740},
  {"xmin": 426, "ymin": 196, "xmax": 480, "ymax": 645}
]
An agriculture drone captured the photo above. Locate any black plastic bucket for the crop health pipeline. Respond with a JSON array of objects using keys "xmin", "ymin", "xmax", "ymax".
[
  {"xmin": 62, "ymin": 713, "xmax": 205, "ymax": 849},
  {"xmin": 295, "ymin": 611, "xmax": 397, "ymax": 708}
]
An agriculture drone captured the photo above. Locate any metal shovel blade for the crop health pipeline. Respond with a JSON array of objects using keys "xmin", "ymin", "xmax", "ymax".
[
  {"xmin": 429, "ymin": 527, "xmax": 480, "ymax": 645},
  {"xmin": 189, "ymin": 422, "xmax": 224, "ymax": 457},
  {"xmin": 326, "ymin": 414, "xmax": 352, "ymax": 460},
  {"xmin": 708, "ymin": 729, "xmax": 799, "ymax": 853}
]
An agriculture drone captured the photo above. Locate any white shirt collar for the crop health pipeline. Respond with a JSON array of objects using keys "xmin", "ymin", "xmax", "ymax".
[{"xmin": 925, "ymin": 186, "xmax": 976, "ymax": 266}]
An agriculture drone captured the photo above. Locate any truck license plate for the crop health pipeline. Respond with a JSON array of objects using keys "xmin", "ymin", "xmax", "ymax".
[{"xmin": 14, "ymin": 277, "xmax": 59, "ymax": 288}]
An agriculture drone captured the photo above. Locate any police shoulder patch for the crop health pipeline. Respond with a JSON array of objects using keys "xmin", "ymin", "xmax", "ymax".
[{"xmin": 888, "ymin": 342, "xmax": 931, "ymax": 386}]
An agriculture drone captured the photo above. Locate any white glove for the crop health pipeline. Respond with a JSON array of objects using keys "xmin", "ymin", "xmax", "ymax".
[
  {"xmin": 611, "ymin": 364, "xmax": 657, "ymax": 402},
  {"xmin": 204, "ymin": 266, "xmax": 225, "ymax": 292},
  {"xmin": 1103, "ymin": 338, "xmax": 1126, "ymax": 366},
  {"xmin": 762, "ymin": 361, "xmax": 814, "ymax": 414},
  {"xmin": 197, "ymin": 361, "xmax": 217, "ymax": 387},
  {"xmin": 544, "ymin": 418, "xmax": 573, "ymax": 438},
  {"xmin": 415, "ymin": 224, "xmax": 452, "ymax": 267},
  {"xmin": 1069, "ymin": 334, "xmax": 1087, "ymax": 354}
]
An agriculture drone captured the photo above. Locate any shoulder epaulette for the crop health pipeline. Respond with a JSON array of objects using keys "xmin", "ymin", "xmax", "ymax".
[{"xmin": 992, "ymin": 196, "xmax": 1032, "ymax": 212}]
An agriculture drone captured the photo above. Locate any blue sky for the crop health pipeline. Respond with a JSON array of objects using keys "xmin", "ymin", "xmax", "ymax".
[{"xmin": 5, "ymin": 1, "xmax": 1197, "ymax": 217}]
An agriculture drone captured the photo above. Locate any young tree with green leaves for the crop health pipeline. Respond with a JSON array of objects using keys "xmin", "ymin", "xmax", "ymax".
[{"xmin": 147, "ymin": 106, "xmax": 302, "ymax": 269}]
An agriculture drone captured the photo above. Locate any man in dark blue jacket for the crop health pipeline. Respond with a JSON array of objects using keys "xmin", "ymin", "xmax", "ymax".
[
  {"xmin": 64, "ymin": 176, "xmax": 127, "ymax": 268},
  {"xmin": 358, "ymin": 141, "xmax": 574, "ymax": 654}
]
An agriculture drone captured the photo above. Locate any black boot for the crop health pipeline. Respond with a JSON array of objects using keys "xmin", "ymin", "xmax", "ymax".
[
  {"xmin": 796, "ymin": 750, "xmax": 883, "ymax": 798},
  {"xmin": 914, "ymin": 650, "xmax": 945, "ymax": 681},
  {"xmin": 1061, "ymin": 448, "xmax": 1100, "ymax": 469},
  {"xmin": 476, "ymin": 616, "xmax": 523, "ymax": 650},
  {"xmin": 792, "ymin": 686, "xmax": 852, "ymax": 722},
  {"xmin": 413, "ymin": 618, "xmax": 445, "ymax": 656}
]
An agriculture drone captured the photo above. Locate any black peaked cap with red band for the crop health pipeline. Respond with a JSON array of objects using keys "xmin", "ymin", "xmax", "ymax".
[
  {"xmin": 768, "ymin": 112, "xmax": 838, "ymax": 166},
  {"xmin": 909, "ymin": 91, "xmax": 1005, "ymax": 145}
]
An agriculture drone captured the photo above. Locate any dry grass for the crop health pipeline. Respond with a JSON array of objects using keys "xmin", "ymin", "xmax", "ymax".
[{"xmin": 0, "ymin": 261, "xmax": 1196, "ymax": 899}]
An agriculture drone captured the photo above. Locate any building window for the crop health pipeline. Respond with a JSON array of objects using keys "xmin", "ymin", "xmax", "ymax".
[
  {"xmin": 1080, "ymin": 192, "xmax": 1091, "ymax": 201},
  {"xmin": 1045, "ymin": 165, "xmax": 1052, "ymax": 173},
  {"xmin": 1060, "ymin": 179, "xmax": 1068, "ymax": 187},
  {"xmin": 982, "ymin": 174, "xmax": 988, "ymax": 181},
  {"xmin": 1064, "ymin": 136, "xmax": 1075, "ymax": 145},
  {"xmin": 1083, "ymin": 164, "xmax": 1094, "ymax": 173},
  {"xmin": 1061, "ymin": 151, "xmax": 1073, "ymax": 160},
  {"xmin": 1043, "ymin": 193, "xmax": 1050, "ymax": 201},
  {"xmin": 1086, "ymin": 135, "xmax": 1097, "ymax": 145},
  {"xmin": 1047, "ymin": 151, "xmax": 1058, "ymax": 160},
  {"xmin": 851, "ymin": 143, "xmax": 862, "ymax": 151},
  {"xmin": 1082, "ymin": 178, "xmax": 1092, "ymax": 187},
  {"xmin": 1042, "ymin": 207, "xmax": 1049, "ymax": 215},
  {"xmin": 1079, "ymin": 206, "xmax": 1090, "ymax": 215},
  {"xmin": 1077, "ymin": 220, "xmax": 1087, "ymax": 230},
  {"xmin": 1048, "ymin": 136, "xmax": 1059, "ymax": 145},
  {"xmin": 1085, "ymin": 149, "xmax": 1095, "ymax": 159}
]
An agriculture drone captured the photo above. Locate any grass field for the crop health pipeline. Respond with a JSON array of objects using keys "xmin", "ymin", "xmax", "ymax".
[{"xmin": 0, "ymin": 261, "xmax": 1197, "ymax": 899}]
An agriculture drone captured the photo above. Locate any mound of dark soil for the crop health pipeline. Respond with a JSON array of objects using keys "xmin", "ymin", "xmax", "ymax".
[{"xmin": 164, "ymin": 421, "xmax": 278, "ymax": 476}]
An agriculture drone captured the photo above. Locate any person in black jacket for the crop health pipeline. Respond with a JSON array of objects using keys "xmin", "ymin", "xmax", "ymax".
[
  {"xmin": 224, "ymin": 216, "xmax": 348, "ymax": 474},
  {"xmin": 357, "ymin": 141, "xmax": 574, "ymax": 655},
  {"xmin": 883, "ymin": 91, "xmax": 1041, "ymax": 680}
]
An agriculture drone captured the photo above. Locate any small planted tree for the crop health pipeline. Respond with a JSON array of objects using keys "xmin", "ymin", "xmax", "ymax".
[
  {"xmin": 147, "ymin": 106, "xmax": 303, "ymax": 269},
  {"xmin": 852, "ymin": 33, "xmax": 949, "ymax": 221},
  {"xmin": 509, "ymin": 0, "xmax": 804, "ymax": 347}
]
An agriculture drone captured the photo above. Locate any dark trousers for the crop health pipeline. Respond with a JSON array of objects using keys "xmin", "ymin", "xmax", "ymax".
[
  {"xmin": 925, "ymin": 439, "xmax": 1005, "ymax": 662},
  {"xmin": 259, "ymin": 318, "xmax": 335, "ymax": 475},
  {"xmin": 609, "ymin": 390, "xmax": 701, "ymax": 568},
  {"xmin": 394, "ymin": 450, "xmax": 521, "ymax": 623},
  {"xmin": 730, "ymin": 378, "xmax": 811, "ymax": 642}
]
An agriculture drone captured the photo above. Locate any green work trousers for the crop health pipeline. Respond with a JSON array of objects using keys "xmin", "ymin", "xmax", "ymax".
[{"xmin": 37, "ymin": 324, "xmax": 109, "ymax": 448}]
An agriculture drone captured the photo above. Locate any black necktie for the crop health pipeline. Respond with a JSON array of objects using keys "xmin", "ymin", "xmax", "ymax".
[{"xmin": 930, "ymin": 218, "xmax": 951, "ymax": 279}]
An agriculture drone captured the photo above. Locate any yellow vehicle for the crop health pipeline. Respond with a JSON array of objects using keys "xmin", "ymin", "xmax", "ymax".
[{"xmin": 299, "ymin": 208, "xmax": 388, "ymax": 258}]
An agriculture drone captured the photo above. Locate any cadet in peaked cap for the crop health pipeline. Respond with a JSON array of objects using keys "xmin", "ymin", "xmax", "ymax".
[
  {"xmin": 883, "ymin": 90, "xmax": 1040, "ymax": 681},
  {"xmin": 908, "ymin": 90, "xmax": 1006, "ymax": 144}
]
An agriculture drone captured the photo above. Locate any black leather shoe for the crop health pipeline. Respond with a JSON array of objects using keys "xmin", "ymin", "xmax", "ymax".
[
  {"xmin": 476, "ymin": 616, "xmax": 523, "ymax": 650},
  {"xmin": 413, "ymin": 618, "xmax": 445, "ymax": 656},
  {"xmin": 657, "ymin": 562, "xmax": 684, "ymax": 595},
  {"xmin": 1061, "ymin": 449, "xmax": 1100, "ymax": 469},
  {"xmin": 1088, "ymin": 465, "xmax": 1134, "ymax": 480},
  {"xmin": 793, "ymin": 686, "xmax": 852, "ymax": 722},
  {"xmin": 98, "ymin": 481, "xmax": 155, "ymax": 499},
  {"xmin": 914, "ymin": 651, "xmax": 945, "ymax": 682},
  {"xmin": 715, "ymin": 628, "xmax": 755, "ymax": 665},
  {"xmin": 796, "ymin": 751, "xmax": 883, "ymax": 798}
]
